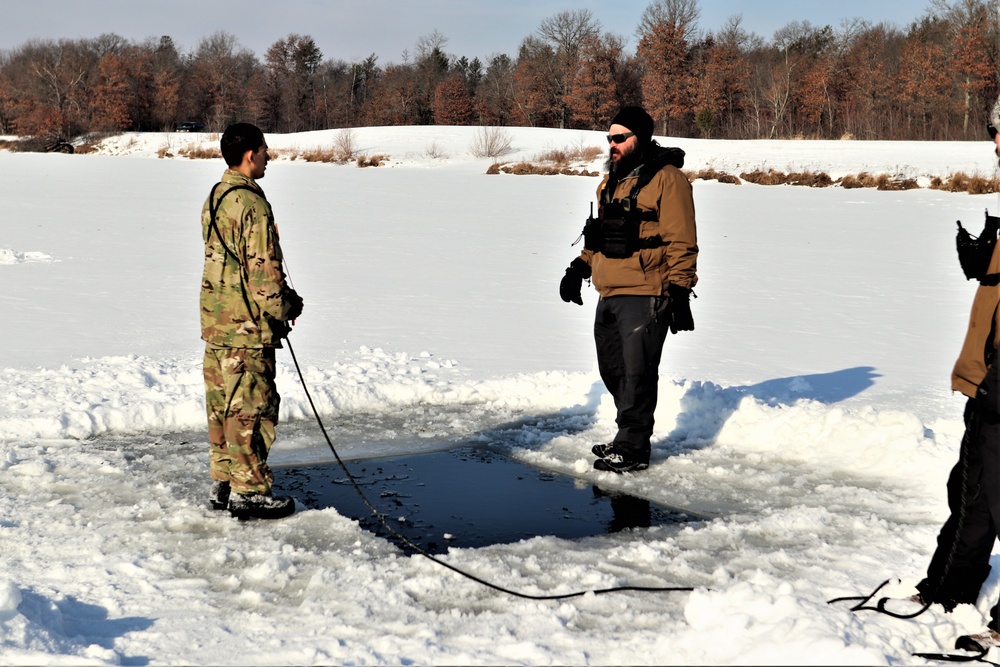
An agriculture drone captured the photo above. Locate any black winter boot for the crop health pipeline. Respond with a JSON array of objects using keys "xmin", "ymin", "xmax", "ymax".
[
  {"xmin": 228, "ymin": 491, "xmax": 295, "ymax": 520},
  {"xmin": 591, "ymin": 442, "xmax": 618, "ymax": 458},
  {"xmin": 916, "ymin": 563, "xmax": 992, "ymax": 612},
  {"xmin": 593, "ymin": 452, "xmax": 649, "ymax": 474},
  {"xmin": 209, "ymin": 481, "xmax": 231, "ymax": 511}
]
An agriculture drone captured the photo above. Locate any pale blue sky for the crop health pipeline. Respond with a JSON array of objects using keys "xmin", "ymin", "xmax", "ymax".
[{"xmin": 1, "ymin": 0, "xmax": 931, "ymax": 62}]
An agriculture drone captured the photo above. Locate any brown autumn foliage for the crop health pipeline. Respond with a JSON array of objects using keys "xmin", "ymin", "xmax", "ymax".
[{"xmin": 0, "ymin": 3, "xmax": 997, "ymax": 143}]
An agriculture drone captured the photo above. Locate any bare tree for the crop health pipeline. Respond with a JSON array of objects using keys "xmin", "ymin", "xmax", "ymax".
[
  {"xmin": 188, "ymin": 32, "xmax": 262, "ymax": 131},
  {"xmin": 536, "ymin": 9, "xmax": 600, "ymax": 128},
  {"xmin": 637, "ymin": 0, "xmax": 701, "ymax": 41},
  {"xmin": 476, "ymin": 53, "xmax": 516, "ymax": 125},
  {"xmin": 265, "ymin": 34, "xmax": 323, "ymax": 132}
]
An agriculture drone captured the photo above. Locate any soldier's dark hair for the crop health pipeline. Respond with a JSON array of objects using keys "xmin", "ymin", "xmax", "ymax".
[{"xmin": 220, "ymin": 123, "xmax": 265, "ymax": 167}]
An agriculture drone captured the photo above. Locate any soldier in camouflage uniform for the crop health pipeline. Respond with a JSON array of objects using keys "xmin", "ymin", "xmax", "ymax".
[{"xmin": 201, "ymin": 123, "xmax": 303, "ymax": 520}]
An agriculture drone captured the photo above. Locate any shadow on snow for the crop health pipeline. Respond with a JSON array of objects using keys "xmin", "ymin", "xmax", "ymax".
[{"xmin": 278, "ymin": 366, "xmax": 879, "ymax": 554}]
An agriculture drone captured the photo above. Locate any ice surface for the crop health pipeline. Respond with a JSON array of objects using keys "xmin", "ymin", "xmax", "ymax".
[{"xmin": 3, "ymin": 127, "xmax": 1000, "ymax": 664}]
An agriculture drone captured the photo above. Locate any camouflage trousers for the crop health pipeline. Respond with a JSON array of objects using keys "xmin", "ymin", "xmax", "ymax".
[{"xmin": 203, "ymin": 345, "xmax": 280, "ymax": 495}]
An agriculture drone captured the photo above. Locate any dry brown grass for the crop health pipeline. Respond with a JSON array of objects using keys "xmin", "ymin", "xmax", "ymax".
[
  {"xmin": 930, "ymin": 171, "xmax": 1000, "ymax": 195},
  {"xmin": 357, "ymin": 153, "xmax": 389, "ymax": 168},
  {"xmin": 740, "ymin": 168, "xmax": 789, "ymax": 185},
  {"xmin": 535, "ymin": 143, "xmax": 603, "ymax": 167},
  {"xmin": 738, "ymin": 168, "xmax": 834, "ymax": 187},
  {"xmin": 838, "ymin": 172, "xmax": 919, "ymax": 190},
  {"xmin": 967, "ymin": 175, "xmax": 1000, "ymax": 194},
  {"xmin": 488, "ymin": 161, "xmax": 599, "ymax": 176},
  {"xmin": 787, "ymin": 171, "xmax": 833, "ymax": 187},
  {"xmin": 298, "ymin": 147, "xmax": 341, "ymax": 163},
  {"xmin": 179, "ymin": 145, "xmax": 222, "ymax": 160},
  {"xmin": 839, "ymin": 172, "xmax": 879, "ymax": 189},
  {"xmin": 688, "ymin": 168, "xmax": 741, "ymax": 184},
  {"xmin": 488, "ymin": 138, "xmax": 601, "ymax": 177},
  {"xmin": 874, "ymin": 174, "xmax": 919, "ymax": 191}
]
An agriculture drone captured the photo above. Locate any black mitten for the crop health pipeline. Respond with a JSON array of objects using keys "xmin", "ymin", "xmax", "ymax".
[
  {"xmin": 560, "ymin": 258, "xmax": 591, "ymax": 306},
  {"xmin": 284, "ymin": 289, "xmax": 304, "ymax": 321},
  {"xmin": 667, "ymin": 283, "xmax": 694, "ymax": 333}
]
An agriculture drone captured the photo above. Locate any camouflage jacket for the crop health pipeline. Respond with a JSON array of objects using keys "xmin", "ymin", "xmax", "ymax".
[{"xmin": 200, "ymin": 169, "xmax": 296, "ymax": 348}]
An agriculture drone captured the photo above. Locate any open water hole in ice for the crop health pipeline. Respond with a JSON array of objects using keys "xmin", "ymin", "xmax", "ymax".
[
  {"xmin": 267, "ymin": 406, "xmax": 707, "ymax": 554},
  {"xmin": 278, "ymin": 446, "xmax": 704, "ymax": 555},
  {"xmin": 91, "ymin": 404, "xmax": 708, "ymax": 556}
]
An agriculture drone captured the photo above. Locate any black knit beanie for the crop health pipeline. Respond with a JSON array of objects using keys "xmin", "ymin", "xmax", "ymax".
[{"xmin": 611, "ymin": 106, "xmax": 654, "ymax": 146}]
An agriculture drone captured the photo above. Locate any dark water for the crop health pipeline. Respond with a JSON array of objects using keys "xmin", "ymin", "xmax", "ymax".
[{"xmin": 279, "ymin": 447, "xmax": 707, "ymax": 555}]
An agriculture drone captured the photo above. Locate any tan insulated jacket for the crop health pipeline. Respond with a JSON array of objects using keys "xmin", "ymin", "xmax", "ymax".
[
  {"xmin": 579, "ymin": 145, "xmax": 698, "ymax": 297},
  {"xmin": 952, "ymin": 241, "xmax": 1000, "ymax": 398}
]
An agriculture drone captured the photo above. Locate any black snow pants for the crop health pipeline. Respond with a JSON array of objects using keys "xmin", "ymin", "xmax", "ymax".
[
  {"xmin": 593, "ymin": 295, "xmax": 672, "ymax": 462},
  {"xmin": 917, "ymin": 398, "xmax": 1000, "ymax": 630}
]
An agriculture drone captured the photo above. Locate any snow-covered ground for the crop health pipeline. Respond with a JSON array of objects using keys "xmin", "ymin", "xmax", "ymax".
[{"xmin": 2, "ymin": 126, "xmax": 1000, "ymax": 664}]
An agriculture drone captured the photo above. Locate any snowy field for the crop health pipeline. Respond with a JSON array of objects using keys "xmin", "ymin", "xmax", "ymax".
[{"xmin": 2, "ymin": 126, "xmax": 1000, "ymax": 664}]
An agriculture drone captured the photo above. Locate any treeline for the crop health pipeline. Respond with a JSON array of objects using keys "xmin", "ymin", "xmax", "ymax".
[{"xmin": 1, "ymin": 0, "xmax": 998, "ymax": 142}]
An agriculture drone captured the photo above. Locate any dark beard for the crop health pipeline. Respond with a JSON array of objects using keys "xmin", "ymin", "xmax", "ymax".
[{"xmin": 605, "ymin": 144, "xmax": 644, "ymax": 177}]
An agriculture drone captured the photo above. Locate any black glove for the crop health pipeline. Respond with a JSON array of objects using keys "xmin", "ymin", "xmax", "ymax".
[
  {"xmin": 284, "ymin": 289, "xmax": 304, "ymax": 321},
  {"xmin": 666, "ymin": 283, "xmax": 694, "ymax": 334},
  {"xmin": 560, "ymin": 258, "xmax": 591, "ymax": 306}
]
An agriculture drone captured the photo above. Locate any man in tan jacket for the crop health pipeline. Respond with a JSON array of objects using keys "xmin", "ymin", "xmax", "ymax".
[
  {"xmin": 560, "ymin": 106, "xmax": 698, "ymax": 473},
  {"xmin": 913, "ymin": 107, "xmax": 1000, "ymax": 649}
]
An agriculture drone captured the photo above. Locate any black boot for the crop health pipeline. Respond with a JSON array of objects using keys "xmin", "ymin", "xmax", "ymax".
[
  {"xmin": 593, "ymin": 452, "xmax": 649, "ymax": 473},
  {"xmin": 209, "ymin": 481, "xmax": 231, "ymax": 511},
  {"xmin": 591, "ymin": 442, "xmax": 617, "ymax": 458},
  {"xmin": 228, "ymin": 491, "xmax": 295, "ymax": 520}
]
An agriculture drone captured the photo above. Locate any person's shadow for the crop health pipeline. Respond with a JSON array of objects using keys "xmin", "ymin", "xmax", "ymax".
[
  {"xmin": 14, "ymin": 590, "xmax": 154, "ymax": 664},
  {"xmin": 661, "ymin": 366, "xmax": 881, "ymax": 455}
]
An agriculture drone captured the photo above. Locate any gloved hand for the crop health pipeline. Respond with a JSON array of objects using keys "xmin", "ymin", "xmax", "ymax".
[
  {"xmin": 560, "ymin": 258, "xmax": 591, "ymax": 306},
  {"xmin": 667, "ymin": 283, "xmax": 694, "ymax": 333},
  {"xmin": 284, "ymin": 288, "xmax": 304, "ymax": 321}
]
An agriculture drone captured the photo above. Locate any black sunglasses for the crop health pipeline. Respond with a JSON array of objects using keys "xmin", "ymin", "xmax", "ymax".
[
  {"xmin": 606, "ymin": 131, "xmax": 635, "ymax": 144},
  {"xmin": 989, "ymin": 123, "xmax": 998, "ymax": 140}
]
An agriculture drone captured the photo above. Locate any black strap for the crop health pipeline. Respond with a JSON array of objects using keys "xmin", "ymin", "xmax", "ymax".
[
  {"xmin": 601, "ymin": 164, "xmax": 663, "ymax": 210},
  {"xmin": 598, "ymin": 166, "xmax": 667, "ymax": 252},
  {"xmin": 206, "ymin": 183, "xmax": 261, "ymax": 261},
  {"xmin": 204, "ymin": 182, "xmax": 267, "ymax": 328}
]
